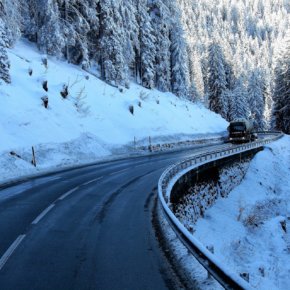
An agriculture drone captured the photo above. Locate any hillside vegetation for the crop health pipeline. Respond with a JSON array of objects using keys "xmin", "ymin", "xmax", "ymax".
[{"xmin": 0, "ymin": 0, "xmax": 289, "ymax": 131}]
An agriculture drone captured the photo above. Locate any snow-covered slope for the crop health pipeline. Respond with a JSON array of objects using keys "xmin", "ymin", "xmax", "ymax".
[
  {"xmin": 0, "ymin": 40, "xmax": 227, "ymax": 182},
  {"xmin": 194, "ymin": 136, "xmax": 290, "ymax": 289}
]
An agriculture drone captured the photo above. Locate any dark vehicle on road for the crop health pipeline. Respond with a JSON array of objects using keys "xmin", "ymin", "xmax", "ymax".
[{"xmin": 228, "ymin": 118, "xmax": 257, "ymax": 143}]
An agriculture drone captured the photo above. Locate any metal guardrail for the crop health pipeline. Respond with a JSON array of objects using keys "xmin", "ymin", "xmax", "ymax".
[
  {"xmin": 255, "ymin": 130, "xmax": 282, "ymax": 134},
  {"xmin": 158, "ymin": 133, "xmax": 283, "ymax": 290}
]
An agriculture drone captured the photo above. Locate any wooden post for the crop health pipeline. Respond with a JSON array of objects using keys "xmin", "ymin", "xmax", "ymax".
[{"xmin": 32, "ymin": 146, "xmax": 36, "ymax": 167}]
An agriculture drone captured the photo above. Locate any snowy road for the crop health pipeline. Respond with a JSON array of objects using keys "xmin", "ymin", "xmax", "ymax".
[{"xmin": 0, "ymin": 142, "xmax": 229, "ymax": 290}]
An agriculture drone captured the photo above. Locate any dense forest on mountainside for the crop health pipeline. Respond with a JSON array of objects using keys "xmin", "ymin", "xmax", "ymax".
[{"xmin": 0, "ymin": 0, "xmax": 289, "ymax": 132}]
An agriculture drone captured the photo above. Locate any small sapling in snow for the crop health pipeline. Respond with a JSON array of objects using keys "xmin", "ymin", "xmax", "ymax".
[
  {"xmin": 74, "ymin": 86, "xmax": 89, "ymax": 116},
  {"xmin": 41, "ymin": 57, "xmax": 48, "ymax": 69},
  {"xmin": 60, "ymin": 84, "xmax": 69, "ymax": 98},
  {"xmin": 138, "ymin": 101, "xmax": 142, "ymax": 108},
  {"xmin": 41, "ymin": 96, "xmax": 49, "ymax": 108},
  {"xmin": 206, "ymin": 245, "xmax": 214, "ymax": 254},
  {"xmin": 28, "ymin": 68, "xmax": 33, "ymax": 76},
  {"xmin": 125, "ymin": 81, "xmax": 130, "ymax": 89},
  {"xmin": 139, "ymin": 91, "xmax": 149, "ymax": 101},
  {"xmin": 259, "ymin": 267, "xmax": 265, "ymax": 277}
]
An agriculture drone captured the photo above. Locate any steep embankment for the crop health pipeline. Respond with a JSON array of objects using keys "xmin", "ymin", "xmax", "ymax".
[{"xmin": 193, "ymin": 136, "xmax": 290, "ymax": 289}]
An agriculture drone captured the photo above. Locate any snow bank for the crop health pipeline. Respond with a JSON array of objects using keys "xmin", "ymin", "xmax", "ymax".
[{"xmin": 0, "ymin": 39, "xmax": 227, "ymax": 183}]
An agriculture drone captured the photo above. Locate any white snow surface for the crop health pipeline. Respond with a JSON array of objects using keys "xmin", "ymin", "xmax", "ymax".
[
  {"xmin": 0, "ymin": 40, "xmax": 227, "ymax": 183},
  {"xmin": 194, "ymin": 136, "xmax": 290, "ymax": 290}
]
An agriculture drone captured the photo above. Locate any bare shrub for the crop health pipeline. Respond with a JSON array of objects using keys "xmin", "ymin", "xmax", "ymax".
[
  {"xmin": 74, "ymin": 86, "xmax": 90, "ymax": 116},
  {"xmin": 243, "ymin": 198, "xmax": 286, "ymax": 229},
  {"xmin": 237, "ymin": 206, "xmax": 245, "ymax": 221},
  {"xmin": 41, "ymin": 96, "xmax": 49, "ymax": 108},
  {"xmin": 60, "ymin": 84, "xmax": 69, "ymax": 98},
  {"xmin": 41, "ymin": 57, "xmax": 48, "ymax": 69},
  {"xmin": 243, "ymin": 214, "xmax": 261, "ymax": 228},
  {"xmin": 139, "ymin": 91, "xmax": 149, "ymax": 101}
]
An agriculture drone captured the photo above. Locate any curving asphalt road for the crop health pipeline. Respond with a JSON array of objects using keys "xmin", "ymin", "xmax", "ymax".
[{"xmin": 0, "ymin": 143, "xmax": 229, "ymax": 290}]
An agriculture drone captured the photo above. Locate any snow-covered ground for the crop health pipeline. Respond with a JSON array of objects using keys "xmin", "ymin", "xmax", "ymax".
[
  {"xmin": 0, "ymin": 39, "xmax": 227, "ymax": 183},
  {"xmin": 191, "ymin": 136, "xmax": 290, "ymax": 289}
]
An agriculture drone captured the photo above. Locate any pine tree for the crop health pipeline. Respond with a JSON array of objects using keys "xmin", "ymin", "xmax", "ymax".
[
  {"xmin": 38, "ymin": 0, "xmax": 65, "ymax": 56},
  {"xmin": 273, "ymin": 38, "xmax": 290, "ymax": 133},
  {"xmin": 248, "ymin": 70, "xmax": 265, "ymax": 130},
  {"xmin": 150, "ymin": 0, "xmax": 171, "ymax": 92},
  {"xmin": 99, "ymin": 0, "xmax": 127, "ymax": 86},
  {"xmin": 26, "ymin": 0, "xmax": 65, "ymax": 57},
  {"xmin": 207, "ymin": 42, "xmax": 228, "ymax": 119},
  {"xmin": 120, "ymin": 0, "xmax": 139, "ymax": 80},
  {"xmin": 1, "ymin": 0, "xmax": 22, "ymax": 45},
  {"xmin": 230, "ymin": 76, "xmax": 250, "ymax": 120},
  {"xmin": 188, "ymin": 49, "xmax": 205, "ymax": 102},
  {"xmin": 57, "ymin": 0, "xmax": 93, "ymax": 67},
  {"xmin": 169, "ymin": 6, "xmax": 190, "ymax": 97},
  {"xmin": 0, "ymin": 19, "xmax": 11, "ymax": 84},
  {"xmin": 137, "ymin": 0, "xmax": 156, "ymax": 89}
]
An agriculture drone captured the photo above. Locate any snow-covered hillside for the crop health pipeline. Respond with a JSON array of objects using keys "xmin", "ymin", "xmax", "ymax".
[
  {"xmin": 194, "ymin": 136, "xmax": 290, "ymax": 289},
  {"xmin": 0, "ymin": 40, "xmax": 227, "ymax": 183}
]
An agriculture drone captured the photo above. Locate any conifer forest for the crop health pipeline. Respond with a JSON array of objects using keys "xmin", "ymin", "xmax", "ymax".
[{"xmin": 0, "ymin": 0, "xmax": 289, "ymax": 133}]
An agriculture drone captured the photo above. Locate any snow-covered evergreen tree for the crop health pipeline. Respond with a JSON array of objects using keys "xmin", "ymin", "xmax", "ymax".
[
  {"xmin": 230, "ymin": 76, "xmax": 250, "ymax": 120},
  {"xmin": 120, "ymin": 0, "xmax": 139, "ymax": 80},
  {"xmin": 273, "ymin": 37, "xmax": 290, "ymax": 133},
  {"xmin": 57, "ymin": 0, "xmax": 93, "ymax": 68},
  {"xmin": 1, "ymin": 0, "xmax": 22, "ymax": 45},
  {"xmin": 150, "ymin": 0, "xmax": 171, "ymax": 92},
  {"xmin": 38, "ymin": 0, "xmax": 65, "ymax": 56},
  {"xmin": 0, "ymin": 19, "xmax": 11, "ymax": 84},
  {"xmin": 137, "ymin": 0, "xmax": 156, "ymax": 89},
  {"xmin": 169, "ymin": 6, "xmax": 190, "ymax": 97},
  {"xmin": 99, "ymin": 0, "xmax": 127, "ymax": 86},
  {"xmin": 188, "ymin": 49, "xmax": 205, "ymax": 102},
  {"xmin": 207, "ymin": 42, "xmax": 228, "ymax": 119},
  {"xmin": 248, "ymin": 70, "xmax": 265, "ymax": 129}
]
